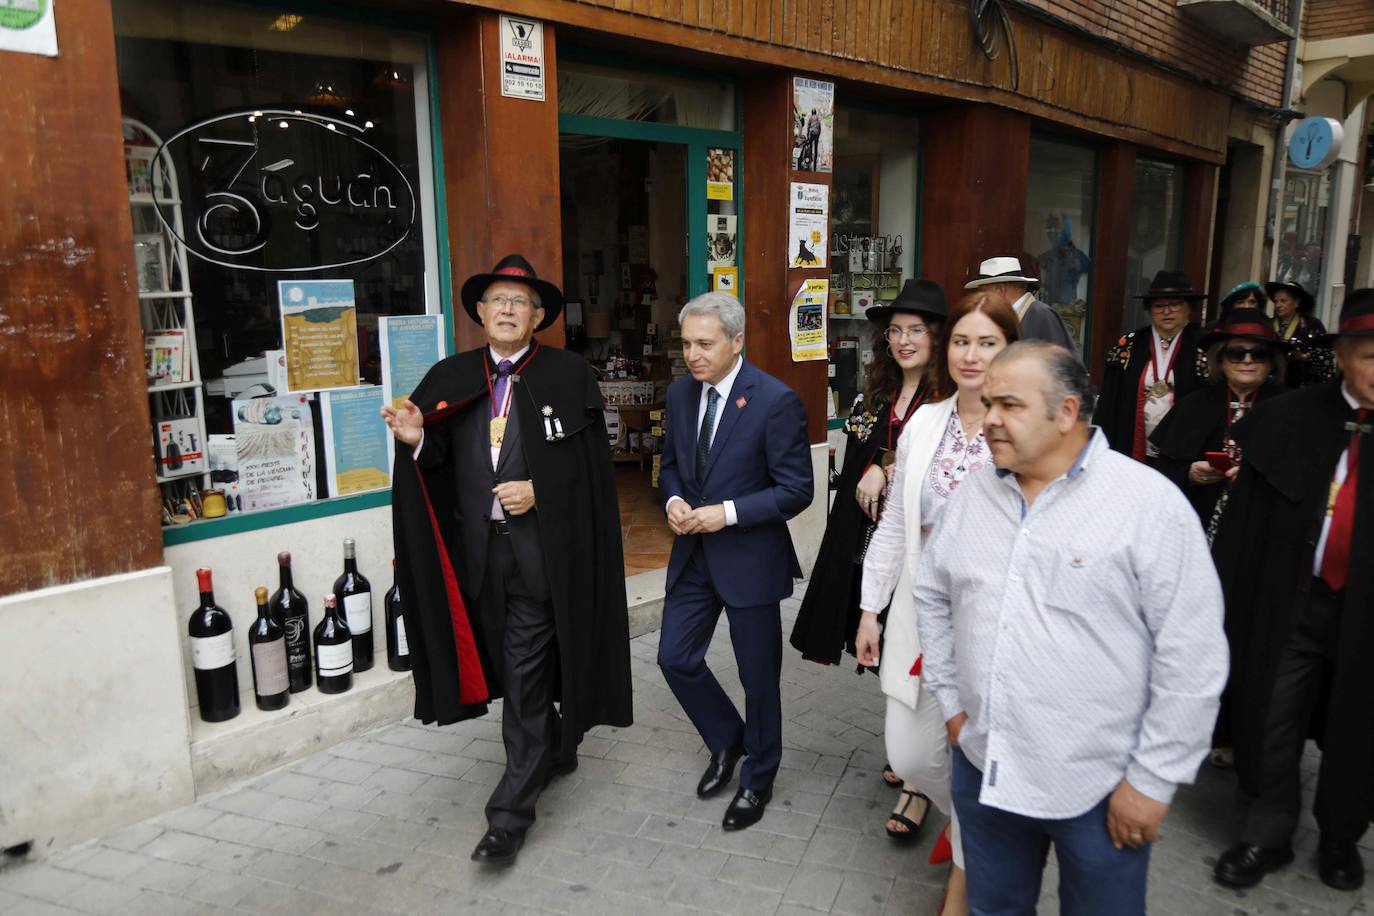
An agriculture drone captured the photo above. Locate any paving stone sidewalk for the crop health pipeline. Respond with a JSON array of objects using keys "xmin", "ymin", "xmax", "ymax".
[{"xmin": 2, "ymin": 585, "xmax": 1370, "ymax": 915}]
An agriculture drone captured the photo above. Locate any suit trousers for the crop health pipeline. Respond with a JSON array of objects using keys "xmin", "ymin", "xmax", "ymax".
[
  {"xmin": 481, "ymin": 529, "xmax": 560, "ymax": 834},
  {"xmin": 658, "ymin": 543, "xmax": 783, "ymax": 791},
  {"xmin": 1238, "ymin": 580, "xmax": 1364, "ymax": 845}
]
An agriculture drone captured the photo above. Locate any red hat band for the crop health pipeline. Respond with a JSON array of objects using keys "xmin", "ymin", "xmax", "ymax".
[
  {"xmin": 1226, "ymin": 323, "xmax": 1275, "ymax": 339},
  {"xmin": 1339, "ymin": 313, "xmax": 1374, "ymax": 334},
  {"xmin": 495, "ymin": 266, "xmax": 533, "ymax": 279}
]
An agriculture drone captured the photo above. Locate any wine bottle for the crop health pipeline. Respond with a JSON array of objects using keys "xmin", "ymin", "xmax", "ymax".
[
  {"xmin": 248, "ymin": 586, "xmax": 289, "ymax": 711},
  {"xmin": 384, "ymin": 559, "xmax": 411, "ymax": 672},
  {"xmin": 188, "ymin": 568, "xmax": 240, "ymax": 722},
  {"xmin": 269, "ymin": 551, "xmax": 311, "ymax": 693},
  {"xmin": 334, "ymin": 538, "xmax": 373, "ymax": 673},
  {"xmin": 314, "ymin": 594, "xmax": 353, "ymax": 694}
]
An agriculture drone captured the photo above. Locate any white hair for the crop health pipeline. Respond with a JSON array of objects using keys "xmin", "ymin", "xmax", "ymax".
[{"xmin": 679, "ymin": 292, "xmax": 745, "ymax": 339}]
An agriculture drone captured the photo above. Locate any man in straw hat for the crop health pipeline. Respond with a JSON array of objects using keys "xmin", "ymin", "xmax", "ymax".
[
  {"xmin": 1212, "ymin": 288, "xmax": 1374, "ymax": 892},
  {"xmin": 383, "ymin": 254, "xmax": 632, "ymax": 866},
  {"xmin": 964, "ymin": 255, "xmax": 1076, "ymax": 352},
  {"xmin": 1094, "ymin": 269, "xmax": 1208, "ymax": 462}
]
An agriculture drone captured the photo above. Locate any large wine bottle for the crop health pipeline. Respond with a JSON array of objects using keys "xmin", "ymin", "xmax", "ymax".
[
  {"xmin": 384, "ymin": 559, "xmax": 411, "ymax": 672},
  {"xmin": 334, "ymin": 538, "xmax": 373, "ymax": 673},
  {"xmin": 314, "ymin": 594, "xmax": 353, "ymax": 694},
  {"xmin": 269, "ymin": 551, "xmax": 311, "ymax": 693},
  {"xmin": 188, "ymin": 568, "xmax": 240, "ymax": 722},
  {"xmin": 248, "ymin": 586, "xmax": 289, "ymax": 711}
]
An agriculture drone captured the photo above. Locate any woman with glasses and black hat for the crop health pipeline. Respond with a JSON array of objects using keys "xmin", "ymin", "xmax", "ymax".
[
  {"xmin": 1151, "ymin": 308, "xmax": 1291, "ymax": 542},
  {"xmin": 1266, "ymin": 280, "xmax": 1336, "ymax": 388},
  {"xmin": 791, "ymin": 278, "xmax": 946, "ymax": 801}
]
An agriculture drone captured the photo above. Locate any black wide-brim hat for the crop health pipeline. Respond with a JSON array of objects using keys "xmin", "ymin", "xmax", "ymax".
[
  {"xmin": 1263, "ymin": 281, "xmax": 1316, "ymax": 315},
  {"xmin": 1199, "ymin": 307, "xmax": 1292, "ymax": 351},
  {"xmin": 866, "ymin": 278, "xmax": 948, "ymax": 325},
  {"xmin": 1136, "ymin": 269, "xmax": 1207, "ymax": 301},
  {"xmin": 460, "ymin": 253, "xmax": 564, "ymax": 331},
  {"xmin": 1316, "ymin": 288, "xmax": 1374, "ymax": 344}
]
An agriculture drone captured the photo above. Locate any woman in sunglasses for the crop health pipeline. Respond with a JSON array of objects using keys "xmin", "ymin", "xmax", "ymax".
[{"xmin": 1151, "ymin": 307, "xmax": 1291, "ymax": 541}]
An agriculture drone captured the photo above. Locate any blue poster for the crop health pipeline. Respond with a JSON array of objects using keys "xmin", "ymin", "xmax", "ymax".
[
  {"xmin": 379, "ymin": 314, "xmax": 444, "ymax": 410},
  {"xmin": 321, "ymin": 386, "xmax": 389, "ymax": 497}
]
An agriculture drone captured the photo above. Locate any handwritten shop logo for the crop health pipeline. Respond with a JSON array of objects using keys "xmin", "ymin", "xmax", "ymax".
[
  {"xmin": 153, "ymin": 109, "xmax": 416, "ymax": 273},
  {"xmin": 507, "ymin": 18, "xmax": 536, "ymax": 51}
]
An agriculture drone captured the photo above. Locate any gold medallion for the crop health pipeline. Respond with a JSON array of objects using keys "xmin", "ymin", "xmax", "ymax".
[
  {"xmin": 881, "ymin": 450, "xmax": 898, "ymax": 472},
  {"xmin": 1147, "ymin": 380, "xmax": 1171, "ymax": 399},
  {"xmin": 489, "ymin": 416, "xmax": 507, "ymax": 448}
]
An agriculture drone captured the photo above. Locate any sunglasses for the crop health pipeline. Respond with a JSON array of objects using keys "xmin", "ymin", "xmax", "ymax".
[{"xmin": 1222, "ymin": 346, "xmax": 1271, "ymax": 363}]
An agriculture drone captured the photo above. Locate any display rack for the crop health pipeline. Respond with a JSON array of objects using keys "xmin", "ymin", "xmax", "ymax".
[{"xmin": 124, "ymin": 117, "xmax": 210, "ymax": 522}]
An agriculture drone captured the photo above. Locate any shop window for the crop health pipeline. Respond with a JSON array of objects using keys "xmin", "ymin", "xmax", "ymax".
[
  {"xmin": 1124, "ymin": 158, "xmax": 1187, "ymax": 331},
  {"xmin": 1276, "ymin": 168, "xmax": 1332, "ymax": 306},
  {"xmin": 827, "ymin": 109, "xmax": 920, "ymax": 419},
  {"xmin": 113, "ymin": 0, "xmax": 441, "ymax": 530},
  {"xmin": 558, "ymin": 60, "xmax": 735, "ymax": 130},
  {"xmin": 1023, "ymin": 136, "xmax": 1097, "ymax": 354}
]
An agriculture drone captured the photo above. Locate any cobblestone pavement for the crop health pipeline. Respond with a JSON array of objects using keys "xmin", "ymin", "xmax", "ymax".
[{"xmin": 3, "ymin": 585, "xmax": 1371, "ymax": 915}]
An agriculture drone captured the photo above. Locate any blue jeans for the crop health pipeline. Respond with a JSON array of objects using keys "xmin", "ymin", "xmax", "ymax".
[{"xmin": 951, "ymin": 748, "xmax": 1150, "ymax": 915}]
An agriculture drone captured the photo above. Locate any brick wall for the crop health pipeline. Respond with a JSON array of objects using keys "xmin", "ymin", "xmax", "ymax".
[
  {"xmin": 1305, "ymin": 0, "xmax": 1374, "ymax": 40},
  {"xmin": 1016, "ymin": 0, "xmax": 1290, "ymax": 108}
]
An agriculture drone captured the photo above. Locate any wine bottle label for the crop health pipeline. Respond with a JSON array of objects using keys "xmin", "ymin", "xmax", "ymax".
[
  {"xmin": 191, "ymin": 632, "xmax": 235, "ymax": 670},
  {"xmin": 316, "ymin": 641, "xmax": 353, "ymax": 677},
  {"xmin": 252, "ymin": 639, "xmax": 290, "ymax": 695},
  {"xmin": 395, "ymin": 618, "xmax": 409, "ymax": 656},
  {"xmin": 344, "ymin": 593, "xmax": 372, "ymax": 634}
]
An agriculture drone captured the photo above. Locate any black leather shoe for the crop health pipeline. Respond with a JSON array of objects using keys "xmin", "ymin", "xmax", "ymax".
[
  {"xmin": 470, "ymin": 827, "xmax": 524, "ymax": 865},
  {"xmin": 722, "ymin": 786, "xmax": 772, "ymax": 831},
  {"xmin": 1213, "ymin": 842, "xmax": 1294, "ymax": 888},
  {"xmin": 1318, "ymin": 835, "xmax": 1365, "ymax": 890},
  {"xmin": 697, "ymin": 743, "xmax": 745, "ymax": 798}
]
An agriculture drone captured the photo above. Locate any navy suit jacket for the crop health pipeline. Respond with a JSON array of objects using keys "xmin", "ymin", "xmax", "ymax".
[{"xmin": 660, "ymin": 359, "xmax": 813, "ymax": 608}]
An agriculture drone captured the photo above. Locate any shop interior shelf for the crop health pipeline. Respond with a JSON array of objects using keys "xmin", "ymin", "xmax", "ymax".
[
  {"xmin": 148, "ymin": 379, "xmax": 201, "ymax": 393},
  {"xmin": 139, "ymin": 289, "xmax": 192, "ymax": 300},
  {"xmin": 156, "ymin": 464, "xmax": 208, "ymax": 484}
]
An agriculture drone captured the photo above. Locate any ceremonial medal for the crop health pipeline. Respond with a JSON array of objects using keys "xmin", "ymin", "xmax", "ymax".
[
  {"xmin": 1147, "ymin": 380, "xmax": 1171, "ymax": 399},
  {"xmin": 881, "ymin": 450, "xmax": 897, "ymax": 472},
  {"xmin": 489, "ymin": 416, "xmax": 507, "ymax": 447}
]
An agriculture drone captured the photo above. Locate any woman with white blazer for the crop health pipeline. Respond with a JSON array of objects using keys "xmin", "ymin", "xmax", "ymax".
[{"xmin": 857, "ymin": 289, "xmax": 1021, "ymax": 916}]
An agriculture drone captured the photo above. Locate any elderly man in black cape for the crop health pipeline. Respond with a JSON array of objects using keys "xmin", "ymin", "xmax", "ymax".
[
  {"xmin": 383, "ymin": 254, "xmax": 632, "ymax": 867},
  {"xmin": 1211, "ymin": 288, "xmax": 1374, "ymax": 892}
]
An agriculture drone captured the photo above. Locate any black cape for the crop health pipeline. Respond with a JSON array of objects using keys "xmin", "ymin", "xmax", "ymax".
[
  {"xmin": 790, "ymin": 387, "xmax": 925, "ymax": 665},
  {"xmin": 1095, "ymin": 323, "xmax": 1207, "ymax": 457},
  {"xmin": 1151, "ymin": 379, "xmax": 1288, "ymax": 524},
  {"xmin": 1212, "ymin": 381, "xmax": 1374, "ymax": 804},
  {"xmin": 390, "ymin": 345, "xmax": 633, "ymax": 748},
  {"xmin": 1278, "ymin": 314, "xmax": 1336, "ymax": 388}
]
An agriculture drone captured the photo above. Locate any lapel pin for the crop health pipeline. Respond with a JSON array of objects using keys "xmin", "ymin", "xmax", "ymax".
[
  {"xmin": 736, "ymin": 396, "xmax": 747, "ymax": 409},
  {"xmin": 541, "ymin": 405, "xmax": 555, "ymax": 440},
  {"xmin": 436, "ymin": 400, "xmax": 448, "ymax": 410}
]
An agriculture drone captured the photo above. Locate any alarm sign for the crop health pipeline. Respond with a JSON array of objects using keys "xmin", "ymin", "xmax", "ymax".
[{"xmin": 1288, "ymin": 117, "xmax": 1344, "ymax": 170}]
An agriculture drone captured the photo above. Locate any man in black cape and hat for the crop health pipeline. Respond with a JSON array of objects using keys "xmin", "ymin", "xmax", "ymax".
[
  {"xmin": 383, "ymin": 254, "xmax": 632, "ymax": 867},
  {"xmin": 1211, "ymin": 288, "xmax": 1374, "ymax": 892},
  {"xmin": 1095, "ymin": 269, "xmax": 1209, "ymax": 462}
]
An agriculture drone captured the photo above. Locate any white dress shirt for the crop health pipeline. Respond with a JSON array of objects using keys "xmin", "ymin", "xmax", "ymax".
[
  {"xmin": 665, "ymin": 355, "xmax": 743, "ymax": 526},
  {"xmin": 1312, "ymin": 384, "xmax": 1363, "ymax": 575},
  {"xmin": 916, "ymin": 429, "xmax": 1228, "ymax": 817},
  {"xmin": 1141, "ymin": 328, "xmax": 1179, "ymax": 458},
  {"xmin": 1012, "ymin": 292, "xmax": 1035, "ymax": 320}
]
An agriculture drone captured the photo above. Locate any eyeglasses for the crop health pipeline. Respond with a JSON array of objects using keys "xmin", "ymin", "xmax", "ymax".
[
  {"xmin": 1223, "ymin": 346, "xmax": 1271, "ymax": 363},
  {"xmin": 1150, "ymin": 300, "xmax": 1189, "ymax": 313},
  {"xmin": 483, "ymin": 294, "xmax": 538, "ymax": 310},
  {"xmin": 884, "ymin": 325, "xmax": 931, "ymax": 342}
]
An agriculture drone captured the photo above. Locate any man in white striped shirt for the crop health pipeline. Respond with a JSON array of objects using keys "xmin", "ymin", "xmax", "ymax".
[{"xmin": 916, "ymin": 341, "xmax": 1229, "ymax": 915}]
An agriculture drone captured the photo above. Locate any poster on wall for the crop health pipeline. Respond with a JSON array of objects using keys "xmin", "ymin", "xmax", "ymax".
[
  {"xmin": 500, "ymin": 15, "xmax": 545, "ymax": 101},
  {"xmin": 0, "ymin": 0, "xmax": 58, "ymax": 57},
  {"xmin": 707, "ymin": 148, "xmax": 735, "ymax": 200},
  {"xmin": 232, "ymin": 393, "xmax": 317, "ymax": 512},
  {"xmin": 788, "ymin": 182, "xmax": 829, "ymax": 269},
  {"xmin": 278, "ymin": 279, "xmax": 360, "ymax": 393},
  {"xmin": 321, "ymin": 387, "xmax": 391, "ymax": 497},
  {"xmin": 712, "ymin": 267, "xmax": 739, "ymax": 297},
  {"xmin": 791, "ymin": 77, "xmax": 834, "ymax": 173},
  {"xmin": 790, "ymin": 279, "xmax": 829, "ymax": 362},
  {"xmin": 379, "ymin": 315, "xmax": 445, "ymax": 410},
  {"xmin": 707, "ymin": 214, "xmax": 737, "ymax": 271}
]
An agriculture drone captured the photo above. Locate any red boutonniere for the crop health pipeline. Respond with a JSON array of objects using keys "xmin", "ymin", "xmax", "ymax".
[
  {"xmin": 436, "ymin": 400, "xmax": 448, "ymax": 410},
  {"xmin": 736, "ymin": 396, "xmax": 747, "ymax": 409}
]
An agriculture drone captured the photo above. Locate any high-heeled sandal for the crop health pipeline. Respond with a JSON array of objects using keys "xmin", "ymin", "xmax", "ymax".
[
  {"xmin": 929, "ymin": 822, "xmax": 953, "ymax": 864},
  {"xmin": 885, "ymin": 787, "xmax": 930, "ymax": 843},
  {"xmin": 880, "ymin": 763, "xmax": 902, "ymax": 788}
]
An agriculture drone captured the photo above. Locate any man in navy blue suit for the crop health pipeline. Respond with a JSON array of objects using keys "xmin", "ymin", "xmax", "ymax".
[{"xmin": 658, "ymin": 292, "xmax": 814, "ymax": 831}]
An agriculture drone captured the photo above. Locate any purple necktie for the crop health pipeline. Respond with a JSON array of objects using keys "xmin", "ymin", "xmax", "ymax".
[{"xmin": 491, "ymin": 359, "xmax": 513, "ymax": 417}]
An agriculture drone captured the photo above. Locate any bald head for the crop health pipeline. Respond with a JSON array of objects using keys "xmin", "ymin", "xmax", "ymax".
[{"xmin": 988, "ymin": 341, "xmax": 1094, "ymax": 423}]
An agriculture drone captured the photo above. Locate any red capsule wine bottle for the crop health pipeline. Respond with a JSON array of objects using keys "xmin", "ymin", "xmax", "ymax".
[
  {"xmin": 269, "ymin": 551, "xmax": 311, "ymax": 693},
  {"xmin": 314, "ymin": 594, "xmax": 353, "ymax": 694},
  {"xmin": 334, "ymin": 538, "xmax": 373, "ymax": 673},
  {"xmin": 248, "ymin": 586, "xmax": 290, "ymax": 711},
  {"xmin": 384, "ymin": 559, "xmax": 411, "ymax": 672},
  {"xmin": 188, "ymin": 568, "xmax": 240, "ymax": 722}
]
